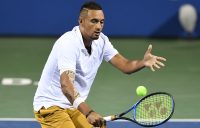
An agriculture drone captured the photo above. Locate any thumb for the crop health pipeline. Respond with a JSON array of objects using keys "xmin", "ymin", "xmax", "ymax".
[{"xmin": 146, "ymin": 44, "xmax": 152, "ymax": 53}]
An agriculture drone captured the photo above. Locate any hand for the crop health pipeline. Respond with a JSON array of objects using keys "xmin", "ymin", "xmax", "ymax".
[
  {"xmin": 143, "ymin": 44, "xmax": 166, "ymax": 71},
  {"xmin": 86, "ymin": 111, "xmax": 105, "ymax": 127}
]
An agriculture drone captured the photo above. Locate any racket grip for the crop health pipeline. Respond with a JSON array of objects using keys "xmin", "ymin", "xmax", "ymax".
[{"xmin": 103, "ymin": 115, "xmax": 116, "ymax": 121}]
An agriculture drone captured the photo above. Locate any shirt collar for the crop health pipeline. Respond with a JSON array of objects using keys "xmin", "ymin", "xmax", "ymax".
[
  {"xmin": 73, "ymin": 26, "xmax": 85, "ymax": 48},
  {"xmin": 73, "ymin": 26, "xmax": 91, "ymax": 56}
]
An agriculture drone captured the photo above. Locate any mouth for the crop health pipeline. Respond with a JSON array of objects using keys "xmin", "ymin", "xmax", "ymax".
[{"xmin": 94, "ymin": 31, "xmax": 100, "ymax": 36}]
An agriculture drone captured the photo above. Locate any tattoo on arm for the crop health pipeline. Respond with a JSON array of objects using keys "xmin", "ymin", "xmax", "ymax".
[
  {"xmin": 65, "ymin": 70, "xmax": 80, "ymax": 99},
  {"xmin": 65, "ymin": 70, "xmax": 75, "ymax": 82}
]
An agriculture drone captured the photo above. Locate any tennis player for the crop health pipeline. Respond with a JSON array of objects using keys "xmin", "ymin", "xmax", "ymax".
[{"xmin": 33, "ymin": 1, "xmax": 166, "ymax": 128}]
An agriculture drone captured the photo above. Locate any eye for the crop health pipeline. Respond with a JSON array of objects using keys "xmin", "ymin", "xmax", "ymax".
[
  {"xmin": 91, "ymin": 19, "xmax": 99, "ymax": 24},
  {"xmin": 100, "ymin": 20, "xmax": 104, "ymax": 25}
]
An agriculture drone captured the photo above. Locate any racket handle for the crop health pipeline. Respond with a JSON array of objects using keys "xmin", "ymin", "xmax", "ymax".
[{"xmin": 103, "ymin": 115, "xmax": 116, "ymax": 121}]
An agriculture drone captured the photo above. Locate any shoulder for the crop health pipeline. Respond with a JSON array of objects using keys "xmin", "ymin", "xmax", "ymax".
[
  {"xmin": 99, "ymin": 32, "xmax": 109, "ymax": 42},
  {"xmin": 55, "ymin": 29, "xmax": 80, "ymax": 48},
  {"xmin": 58, "ymin": 30, "xmax": 77, "ymax": 43},
  {"xmin": 95, "ymin": 33, "xmax": 111, "ymax": 47}
]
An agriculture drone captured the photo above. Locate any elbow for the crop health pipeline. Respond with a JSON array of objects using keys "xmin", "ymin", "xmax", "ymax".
[
  {"xmin": 125, "ymin": 72, "xmax": 132, "ymax": 75},
  {"xmin": 122, "ymin": 70, "xmax": 132, "ymax": 75}
]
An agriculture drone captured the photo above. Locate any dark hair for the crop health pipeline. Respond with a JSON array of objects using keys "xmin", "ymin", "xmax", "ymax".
[{"xmin": 80, "ymin": 1, "xmax": 102, "ymax": 12}]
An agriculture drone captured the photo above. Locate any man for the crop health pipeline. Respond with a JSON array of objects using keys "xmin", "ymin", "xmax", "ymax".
[{"xmin": 33, "ymin": 1, "xmax": 166, "ymax": 128}]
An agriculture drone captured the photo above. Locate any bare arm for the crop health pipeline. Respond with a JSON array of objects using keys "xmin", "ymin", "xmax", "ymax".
[
  {"xmin": 60, "ymin": 70, "xmax": 79, "ymax": 103},
  {"xmin": 109, "ymin": 54, "xmax": 145, "ymax": 74},
  {"xmin": 109, "ymin": 44, "xmax": 166, "ymax": 74},
  {"xmin": 60, "ymin": 70, "xmax": 104, "ymax": 127}
]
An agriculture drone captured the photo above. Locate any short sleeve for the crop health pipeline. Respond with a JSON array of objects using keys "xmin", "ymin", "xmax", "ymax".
[
  {"xmin": 57, "ymin": 36, "xmax": 78, "ymax": 75},
  {"xmin": 102, "ymin": 35, "xmax": 118, "ymax": 62}
]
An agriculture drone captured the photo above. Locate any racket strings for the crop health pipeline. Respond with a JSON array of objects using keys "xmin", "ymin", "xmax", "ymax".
[{"xmin": 134, "ymin": 94, "xmax": 173, "ymax": 126}]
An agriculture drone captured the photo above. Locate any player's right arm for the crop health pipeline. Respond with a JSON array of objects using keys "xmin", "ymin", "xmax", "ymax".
[{"xmin": 60, "ymin": 70, "xmax": 104, "ymax": 127}]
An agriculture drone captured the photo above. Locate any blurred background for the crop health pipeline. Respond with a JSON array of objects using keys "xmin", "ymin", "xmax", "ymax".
[{"xmin": 0, "ymin": 0, "xmax": 200, "ymax": 124}]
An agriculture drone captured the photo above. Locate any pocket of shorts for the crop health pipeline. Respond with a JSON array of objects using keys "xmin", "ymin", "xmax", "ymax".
[{"xmin": 39, "ymin": 106, "xmax": 63, "ymax": 118}]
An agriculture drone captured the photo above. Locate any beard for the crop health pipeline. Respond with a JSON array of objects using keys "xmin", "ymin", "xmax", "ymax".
[{"xmin": 91, "ymin": 32, "xmax": 100, "ymax": 40}]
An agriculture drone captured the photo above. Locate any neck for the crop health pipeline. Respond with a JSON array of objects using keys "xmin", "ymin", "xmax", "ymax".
[
  {"xmin": 82, "ymin": 36, "xmax": 92, "ymax": 55},
  {"xmin": 79, "ymin": 26, "xmax": 92, "ymax": 47},
  {"xmin": 82, "ymin": 35, "xmax": 92, "ymax": 47}
]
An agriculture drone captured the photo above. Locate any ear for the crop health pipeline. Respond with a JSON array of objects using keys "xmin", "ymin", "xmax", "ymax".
[{"xmin": 79, "ymin": 17, "xmax": 83, "ymax": 24}]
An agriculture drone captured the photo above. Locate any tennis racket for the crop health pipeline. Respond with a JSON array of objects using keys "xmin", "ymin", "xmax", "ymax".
[{"xmin": 103, "ymin": 92, "xmax": 175, "ymax": 127}]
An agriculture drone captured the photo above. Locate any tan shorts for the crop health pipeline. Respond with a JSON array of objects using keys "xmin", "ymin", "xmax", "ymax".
[{"xmin": 34, "ymin": 106, "xmax": 93, "ymax": 128}]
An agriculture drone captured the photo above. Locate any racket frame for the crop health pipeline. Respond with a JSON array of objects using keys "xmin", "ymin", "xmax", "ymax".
[{"xmin": 104, "ymin": 92, "xmax": 175, "ymax": 127}]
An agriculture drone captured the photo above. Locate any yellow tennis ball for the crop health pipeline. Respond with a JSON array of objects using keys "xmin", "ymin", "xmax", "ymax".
[{"xmin": 136, "ymin": 86, "xmax": 147, "ymax": 96}]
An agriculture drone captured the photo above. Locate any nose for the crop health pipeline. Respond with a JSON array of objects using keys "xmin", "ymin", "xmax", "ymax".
[{"xmin": 96, "ymin": 22, "xmax": 103, "ymax": 31}]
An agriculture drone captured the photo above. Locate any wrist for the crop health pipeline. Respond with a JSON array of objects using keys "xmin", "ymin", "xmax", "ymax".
[
  {"xmin": 77, "ymin": 102, "xmax": 93, "ymax": 116},
  {"xmin": 86, "ymin": 110, "xmax": 95, "ymax": 118},
  {"xmin": 73, "ymin": 97, "xmax": 84, "ymax": 109}
]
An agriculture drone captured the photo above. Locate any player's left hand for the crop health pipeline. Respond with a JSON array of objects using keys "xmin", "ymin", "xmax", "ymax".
[{"xmin": 143, "ymin": 44, "xmax": 166, "ymax": 71}]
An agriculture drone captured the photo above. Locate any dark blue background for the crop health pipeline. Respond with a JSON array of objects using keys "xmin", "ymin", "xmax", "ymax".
[
  {"xmin": 0, "ymin": 0, "xmax": 199, "ymax": 37},
  {"xmin": 0, "ymin": 120, "xmax": 200, "ymax": 128}
]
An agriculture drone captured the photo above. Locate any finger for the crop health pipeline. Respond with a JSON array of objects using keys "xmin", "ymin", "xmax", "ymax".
[
  {"xmin": 147, "ymin": 44, "xmax": 152, "ymax": 52},
  {"xmin": 148, "ymin": 44, "xmax": 152, "ymax": 50},
  {"xmin": 94, "ymin": 119, "xmax": 102, "ymax": 127},
  {"xmin": 157, "ymin": 56, "xmax": 166, "ymax": 61},
  {"xmin": 100, "ymin": 118, "xmax": 105, "ymax": 127},
  {"xmin": 97, "ymin": 119, "xmax": 102, "ymax": 127},
  {"xmin": 154, "ymin": 63, "xmax": 160, "ymax": 69},
  {"xmin": 156, "ymin": 61, "xmax": 165, "ymax": 67},
  {"xmin": 93, "ymin": 121, "xmax": 99, "ymax": 127},
  {"xmin": 150, "ymin": 66, "xmax": 155, "ymax": 72},
  {"xmin": 102, "ymin": 120, "xmax": 106, "ymax": 128},
  {"xmin": 145, "ymin": 44, "xmax": 152, "ymax": 55}
]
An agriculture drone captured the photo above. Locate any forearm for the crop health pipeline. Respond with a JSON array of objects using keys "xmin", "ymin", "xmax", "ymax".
[
  {"xmin": 110, "ymin": 54, "xmax": 146, "ymax": 74},
  {"xmin": 60, "ymin": 70, "xmax": 92, "ymax": 115},
  {"xmin": 61, "ymin": 84, "xmax": 92, "ymax": 114},
  {"xmin": 61, "ymin": 80, "xmax": 78, "ymax": 104},
  {"xmin": 124, "ymin": 60, "xmax": 145, "ymax": 74}
]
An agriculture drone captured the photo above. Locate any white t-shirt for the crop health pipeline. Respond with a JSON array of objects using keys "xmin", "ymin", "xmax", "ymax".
[{"xmin": 33, "ymin": 26, "xmax": 118, "ymax": 111}]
